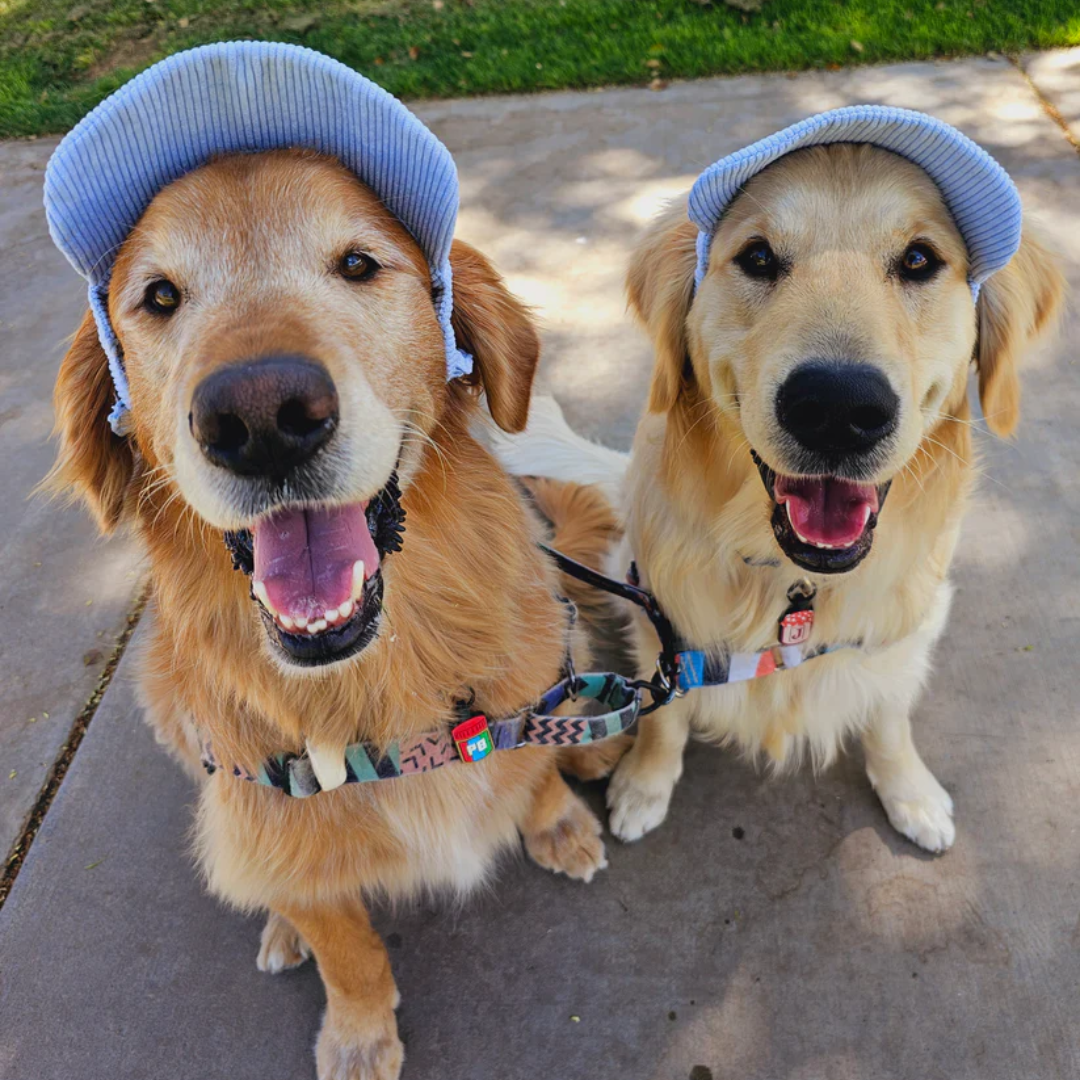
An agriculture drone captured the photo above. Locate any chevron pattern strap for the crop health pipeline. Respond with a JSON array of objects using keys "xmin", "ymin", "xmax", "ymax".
[{"xmin": 200, "ymin": 671, "xmax": 641, "ymax": 798}]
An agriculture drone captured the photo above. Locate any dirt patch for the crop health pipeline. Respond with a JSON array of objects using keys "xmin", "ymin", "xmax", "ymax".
[{"xmin": 87, "ymin": 33, "xmax": 163, "ymax": 80}]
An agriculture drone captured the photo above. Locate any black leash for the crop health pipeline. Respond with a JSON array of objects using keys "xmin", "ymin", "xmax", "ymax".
[{"xmin": 538, "ymin": 543, "xmax": 680, "ymax": 715}]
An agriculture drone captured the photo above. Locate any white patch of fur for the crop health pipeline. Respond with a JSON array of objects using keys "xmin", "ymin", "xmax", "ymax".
[{"xmin": 487, "ymin": 395, "xmax": 628, "ymax": 508}]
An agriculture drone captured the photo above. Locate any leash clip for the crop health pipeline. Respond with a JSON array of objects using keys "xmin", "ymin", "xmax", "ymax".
[{"xmin": 631, "ymin": 655, "xmax": 679, "ymax": 716}]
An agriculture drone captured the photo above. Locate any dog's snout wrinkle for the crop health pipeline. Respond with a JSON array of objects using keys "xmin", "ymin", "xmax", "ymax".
[
  {"xmin": 777, "ymin": 360, "xmax": 899, "ymax": 459},
  {"xmin": 190, "ymin": 354, "xmax": 339, "ymax": 480}
]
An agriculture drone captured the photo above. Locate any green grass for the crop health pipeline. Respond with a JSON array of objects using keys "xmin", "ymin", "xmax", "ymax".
[{"xmin": 1, "ymin": 0, "xmax": 1078, "ymax": 137}]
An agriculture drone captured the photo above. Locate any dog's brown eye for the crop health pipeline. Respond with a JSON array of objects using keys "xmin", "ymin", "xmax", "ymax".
[
  {"xmin": 735, "ymin": 240, "xmax": 780, "ymax": 282},
  {"xmin": 339, "ymin": 251, "xmax": 380, "ymax": 282},
  {"xmin": 899, "ymin": 243, "xmax": 943, "ymax": 282},
  {"xmin": 146, "ymin": 279, "xmax": 180, "ymax": 314}
]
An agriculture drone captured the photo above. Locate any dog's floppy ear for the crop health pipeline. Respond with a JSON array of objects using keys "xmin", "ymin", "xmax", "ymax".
[
  {"xmin": 626, "ymin": 202, "xmax": 699, "ymax": 414},
  {"xmin": 45, "ymin": 310, "xmax": 135, "ymax": 533},
  {"xmin": 450, "ymin": 239, "xmax": 540, "ymax": 434},
  {"xmin": 975, "ymin": 225, "xmax": 1065, "ymax": 437}
]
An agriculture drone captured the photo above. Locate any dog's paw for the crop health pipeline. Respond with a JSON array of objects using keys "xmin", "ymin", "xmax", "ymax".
[
  {"xmin": 871, "ymin": 766, "xmax": 956, "ymax": 854},
  {"xmin": 607, "ymin": 750, "xmax": 677, "ymax": 843},
  {"xmin": 316, "ymin": 1010, "xmax": 404, "ymax": 1080},
  {"xmin": 257, "ymin": 913, "xmax": 312, "ymax": 974},
  {"xmin": 525, "ymin": 797, "xmax": 608, "ymax": 883}
]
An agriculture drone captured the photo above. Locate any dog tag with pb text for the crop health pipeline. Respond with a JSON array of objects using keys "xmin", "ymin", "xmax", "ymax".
[{"xmin": 778, "ymin": 580, "xmax": 816, "ymax": 647}]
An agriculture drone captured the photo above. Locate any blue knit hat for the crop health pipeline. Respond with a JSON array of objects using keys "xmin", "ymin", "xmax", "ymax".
[
  {"xmin": 689, "ymin": 105, "xmax": 1022, "ymax": 300},
  {"xmin": 44, "ymin": 41, "xmax": 471, "ymax": 435}
]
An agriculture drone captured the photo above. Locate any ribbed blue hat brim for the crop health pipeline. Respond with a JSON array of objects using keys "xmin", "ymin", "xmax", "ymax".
[
  {"xmin": 44, "ymin": 41, "xmax": 472, "ymax": 431},
  {"xmin": 688, "ymin": 105, "xmax": 1022, "ymax": 293}
]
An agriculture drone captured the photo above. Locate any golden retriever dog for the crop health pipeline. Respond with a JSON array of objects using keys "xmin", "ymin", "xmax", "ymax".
[
  {"xmin": 497, "ymin": 140, "xmax": 1064, "ymax": 854},
  {"xmin": 47, "ymin": 148, "xmax": 621, "ymax": 1079}
]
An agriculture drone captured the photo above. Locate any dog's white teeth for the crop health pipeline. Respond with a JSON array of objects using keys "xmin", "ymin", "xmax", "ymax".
[
  {"xmin": 253, "ymin": 580, "xmax": 276, "ymax": 614},
  {"xmin": 293, "ymin": 615, "xmax": 309, "ymax": 630},
  {"xmin": 324, "ymin": 608, "xmax": 340, "ymax": 625},
  {"xmin": 351, "ymin": 561, "xmax": 366, "ymax": 600},
  {"xmin": 278, "ymin": 614, "xmax": 295, "ymax": 631},
  {"xmin": 338, "ymin": 598, "xmax": 355, "ymax": 620},
  {"xmin": 307, "ymin": 619, "xmax": 328, "ymax": 635}
]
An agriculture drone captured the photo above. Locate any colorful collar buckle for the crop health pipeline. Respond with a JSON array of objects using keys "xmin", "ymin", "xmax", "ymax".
[{"xmin": 452, "ymin": 715, "xmax": 494, "ymax": 763}]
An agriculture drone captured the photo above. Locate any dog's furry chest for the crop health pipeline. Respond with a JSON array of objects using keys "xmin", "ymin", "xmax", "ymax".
[
  {"xmin": 196, "ymin": 754, "xmax": 534, "ymax": 911},
  {"xmin": 619, "ymin": 536, "xmax": 953, "ymax": 769}
]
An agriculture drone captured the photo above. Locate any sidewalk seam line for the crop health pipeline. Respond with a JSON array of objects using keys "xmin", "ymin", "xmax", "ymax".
[
  {"xmin": 0, "ymin": 582, "xmax": 150, "ymax": 910},
  {"xmin": 1011, "ymin": 54, "xmax": 1080, "ymax": 155}
]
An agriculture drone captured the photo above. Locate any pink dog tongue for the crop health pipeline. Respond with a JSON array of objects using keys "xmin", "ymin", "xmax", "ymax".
[
  {"xmin": 774, "ymin": 476, "xmax": 878, "ymax": 548},
  {"xmin": 253, "ymin": 504, "xmax": 379, "ymax": 622}
]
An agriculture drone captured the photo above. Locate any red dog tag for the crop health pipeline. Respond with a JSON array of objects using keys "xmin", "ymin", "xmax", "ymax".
[
  {"xmin": 452, "ymin": 715, "xmax": 494, "ymax": 763},
  {"xmin": 779, "ymin": 608, "xmax": 814, "ymax": 646}
]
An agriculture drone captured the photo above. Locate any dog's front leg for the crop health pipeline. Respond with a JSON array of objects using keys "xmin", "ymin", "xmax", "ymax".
[
  {"xmin": 862, "ymin": 703, "xmax": 955, "ymax": 854},
  {"xmin": 606, "ymin": 695, "xmax": 692, "ymax": 842},
  {"xmin": 279, "ymin": 899, "xmax": 403, "ymax": 1080}
]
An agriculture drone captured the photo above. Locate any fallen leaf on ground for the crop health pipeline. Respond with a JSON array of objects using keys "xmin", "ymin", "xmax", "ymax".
[
  {"xmin": 850, "ymin": 39, "xmax": 864, "ymax": 52},
  {"xmin": 408, "ymin": 45, "xmax": 420, "ymax": 60}
]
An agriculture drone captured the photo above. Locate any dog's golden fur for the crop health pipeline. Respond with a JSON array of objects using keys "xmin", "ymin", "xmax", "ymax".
[
  {"xmin": 503, "ymin": 144, "xmax": 1064, "ymax": 854},
  {"xmin": 48, "ymin": 150, "xmax": 620, "ymax": 1080}
]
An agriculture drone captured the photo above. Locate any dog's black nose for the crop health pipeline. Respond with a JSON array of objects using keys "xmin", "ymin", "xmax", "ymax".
[
  {"xmin": 776, "ymin": 362, "xmax": 899, "ymax": 456},
  {"xmin": 190, "ymin": 355, "xmax": 338, "ymax": 479}
]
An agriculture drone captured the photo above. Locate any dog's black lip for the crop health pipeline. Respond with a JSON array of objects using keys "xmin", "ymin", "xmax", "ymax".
[{"xmin": 750, "ymin": 449, "xmax": 890, "ymax": 575}]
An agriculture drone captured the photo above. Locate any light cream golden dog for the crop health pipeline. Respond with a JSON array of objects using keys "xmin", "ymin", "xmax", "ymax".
[
  {"xmin": 497, "ymin": 144, "xmax": 1064, "ymax": 853},
  {"xmin": 48, "ymin": 149, "xmax": 623, "ymax": 1080}
]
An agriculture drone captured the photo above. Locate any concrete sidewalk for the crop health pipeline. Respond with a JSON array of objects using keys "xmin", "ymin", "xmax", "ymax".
[{"xmin": 2, "ymin": 51, "xmax": 1079, "ymax": 1080}]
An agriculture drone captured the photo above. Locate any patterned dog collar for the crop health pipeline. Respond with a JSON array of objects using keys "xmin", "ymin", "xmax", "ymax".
[{"xmin": 201, "ymin": 672, "xmax": 639, "ymax": 799}]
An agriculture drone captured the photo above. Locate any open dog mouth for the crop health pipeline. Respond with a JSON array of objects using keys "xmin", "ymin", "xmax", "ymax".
[
  {"xmin": 752, "ymin": 452, "xmax": 890, "ymax": 574},
  {"xmin": 225, "ymin": 476, "xmax": 405, "ymax": 667}
]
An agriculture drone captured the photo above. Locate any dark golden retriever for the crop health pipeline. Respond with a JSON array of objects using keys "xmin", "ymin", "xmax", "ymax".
[{"xmin": 49, "ymin": 148, "xmax": 622, "ymax": 1080}]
